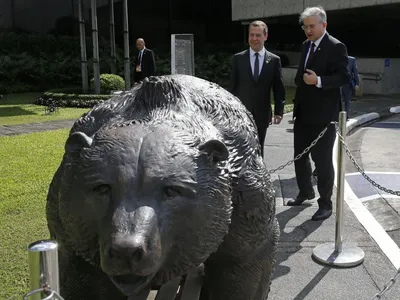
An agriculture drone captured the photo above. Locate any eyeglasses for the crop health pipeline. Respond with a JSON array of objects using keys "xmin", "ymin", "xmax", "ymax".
[{"xmin": 301, "ymin": 23, "xmax": 321, "ymax": 30}]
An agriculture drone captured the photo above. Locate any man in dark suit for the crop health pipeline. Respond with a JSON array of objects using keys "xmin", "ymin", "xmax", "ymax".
[
  {"xmin": 287, "ymin": 6, "xmax": 350, "ymax": 221},
  {"xmin": 133, "ymin": 38, "xmax": 156, "ymax": 84},
  {"xmin": 341, "ymin": 56, "xmax": 359, "ymax": 118},
  {"xmin": 229, "ymin": 20, "xmax": 285, "ymax": 157}
]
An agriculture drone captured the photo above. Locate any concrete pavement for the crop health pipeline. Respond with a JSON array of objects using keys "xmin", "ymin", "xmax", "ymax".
[{"xmin": 265, "ymin": 97, "xmax": 400, "ymax": 299}]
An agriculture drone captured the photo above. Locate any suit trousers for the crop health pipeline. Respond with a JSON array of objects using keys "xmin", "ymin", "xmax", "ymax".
[
  {"xmin": 293, "ymin": 120, "xmax": 336, "ymax": 209},
  {"xmin": 134, "ymin": 71, "xmax": 144, "ymax": 83},
  {"xmin": 253, "ymin": 113, "xmax": 269, "ymax": 158},
  {"xmin": 256, "ymin": 123, "xmax": 267, "ymax": 157}
]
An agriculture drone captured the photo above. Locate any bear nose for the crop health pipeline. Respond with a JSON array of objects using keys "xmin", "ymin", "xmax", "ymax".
[{"xmin": 108, "ymin": 234, "xmax": 147, "ymax": 264}]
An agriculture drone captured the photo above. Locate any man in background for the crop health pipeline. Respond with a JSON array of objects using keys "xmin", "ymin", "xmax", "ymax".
[
  {"xmin": 341, "ymin": 56, "xmax": 359, "ymax": 118},
  {"xmin": 229, "ymin": 20, "xmax": 286, "ymax": 157},
  {"xmin": 133, "ymin": 38, "xmax": 156, "ymax": 84}
]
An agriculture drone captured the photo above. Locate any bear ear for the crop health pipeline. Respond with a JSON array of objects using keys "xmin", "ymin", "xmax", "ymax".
[
  {"xmin": 65, "ymin": 132, "xmax": 93, "ymax": 153},
  {"xmin": 199, "ymin": 139, "xmax": 229, "ymax": 162}
]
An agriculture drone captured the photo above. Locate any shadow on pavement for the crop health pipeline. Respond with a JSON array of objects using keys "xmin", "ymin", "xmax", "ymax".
[
  {"xmin": 292, "ymin": 266, "xmax": 331, "ymax": 300},
  {"xmin": 273, "ymin": 205, "xmax": 323, "ymax": 280}
]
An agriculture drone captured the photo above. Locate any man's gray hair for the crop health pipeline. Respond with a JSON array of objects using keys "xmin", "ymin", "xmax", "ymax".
[{"xmin": 299, "ymin": 6, "xmax": 327, "ymax": 24}]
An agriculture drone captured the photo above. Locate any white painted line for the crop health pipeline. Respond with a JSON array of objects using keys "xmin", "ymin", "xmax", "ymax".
[
  {"xmin": 360, "ymin": 194, "xmax": 400, "ymax": 202},
  {"xmin": 390, "ymin": 106, "xmax": 400, "ymax": 113},
  {"xmin": 346, "ymin": 172, "xmax": 362, "ymax": 177},
  {"xmin": 333, "ymin": 113, "xmax": 400, "ymax": 270},
  {"xmin": 343, "ymin": 180, "xmax": 400, "ymax": 269},
  {"xmin": 346, "ymin": 171, "xmax": 400, "ymax": 176}
]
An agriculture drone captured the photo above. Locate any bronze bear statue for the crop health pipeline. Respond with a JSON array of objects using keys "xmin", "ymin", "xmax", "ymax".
[{"xmin": 46, "ymin": 75, "xmax": 279, "ymax": 300}]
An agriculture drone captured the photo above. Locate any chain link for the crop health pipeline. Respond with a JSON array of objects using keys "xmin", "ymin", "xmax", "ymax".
[
  {"xmin": 371, "ymin": 268, "xmax": 400, "ymax": 299},
  {"xmin": 268, "ymin": 123, "xmax": 332, "ymax": 174},
  {"xmin": 335, "ymin": 125, "xmax": 400, "ymax": 196},
  {"xmin": 268, "ymin": 120, "xmax": 400, "ymax": 198}
]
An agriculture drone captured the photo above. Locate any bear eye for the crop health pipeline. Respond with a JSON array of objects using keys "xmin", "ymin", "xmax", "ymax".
[
  {"xmin": 93, "ymin": 184, "xmax": 111, "ymax": 196},
  {"xmin": 164, "ymin": 186, "xmax": 181, "ymax": 198}
]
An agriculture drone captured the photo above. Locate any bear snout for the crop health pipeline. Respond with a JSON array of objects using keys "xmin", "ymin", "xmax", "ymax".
[
  {"xmin": 102, "ymin": 232, "xmax": 162, "ymax": 277},
  {"xmin": 108, "ymin": 234, "xmax": 147, "ymax": 263}
]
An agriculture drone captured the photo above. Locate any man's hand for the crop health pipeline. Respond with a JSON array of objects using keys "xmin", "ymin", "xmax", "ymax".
[
  {"xmin": 303, "ymin": 69, "xmax": 318, "ymax": 85},
  {"xmin": 354, "ymin": 85, "xmax": 360, "ymax": 96},
  {"xmin": 273, "ymin": 115, "xmax": 282, "ymax": 124}
]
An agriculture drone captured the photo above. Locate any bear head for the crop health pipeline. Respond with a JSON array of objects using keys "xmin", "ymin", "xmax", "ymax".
[{"xmin": 50, "ymin": 121, "xmax": 233, "ymax": 296}]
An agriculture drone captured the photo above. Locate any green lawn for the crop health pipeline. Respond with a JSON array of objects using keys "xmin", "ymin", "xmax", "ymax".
[
  {"xmin": 282, "ymin": 86, "xmax": 295, "ymax": 113},
  {"xmin": 0, "ymin": 128, "xmax": 69, "ymax": 300},
  {"xmin": 0, "ymin": 93, "xmax": 89, "ymax": 126}
]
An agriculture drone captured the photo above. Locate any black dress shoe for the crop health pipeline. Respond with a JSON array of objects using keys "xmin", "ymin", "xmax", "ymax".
[
  {"xmin": 287, "ymin": 193, "xmax": 315, "ymax": 206},
  {"xmin": 311, "ymin": 208, "xmax": 332, "ymax": 221}
]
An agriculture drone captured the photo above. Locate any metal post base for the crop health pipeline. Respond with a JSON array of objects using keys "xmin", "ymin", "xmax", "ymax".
[{"xmin": 312, "ymin": 242, "xmax": 365, "ymax": 267}]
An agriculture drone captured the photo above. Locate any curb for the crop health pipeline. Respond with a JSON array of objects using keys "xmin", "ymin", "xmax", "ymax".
[
  {"xmin": 390, "ymin": 106, "xmax": 400, "ymax": 113},
  {"xmin": 347, "ymin": 112, "xmax": 379, "ymax": 133}
]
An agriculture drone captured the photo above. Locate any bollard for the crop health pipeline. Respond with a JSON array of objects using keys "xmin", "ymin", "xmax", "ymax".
[
  {"xmin": 335, "ymin": 110, "xmax": 346, "ymax": 254},
  {"xmin": 312, "ymin": 111, "xmax": 365, "ymax": 267},
  {"xmin": 26, "ymin": 240, "xmax": 60, "ymax": 300}
]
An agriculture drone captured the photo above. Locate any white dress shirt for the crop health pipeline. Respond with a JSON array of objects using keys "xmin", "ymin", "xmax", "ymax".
[{"xmin": 305, "ymin": 31, "xmax": 327, "ymax": 88}]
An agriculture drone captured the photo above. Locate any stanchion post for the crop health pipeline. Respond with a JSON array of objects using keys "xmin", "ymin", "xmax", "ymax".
[
  {"xmin": 27, "ymin": 240, "xmax": 60, "ymax": 300},
  {"xmin": 335, "ymin": 111, "xmax": 346, "ymax": 253},
  {"xmin": 312, "ymin": 111, "xmax": 365, "ymax": 267}
]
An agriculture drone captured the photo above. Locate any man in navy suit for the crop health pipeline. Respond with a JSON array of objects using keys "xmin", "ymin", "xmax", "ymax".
[
  {"xmin": 229, "ymin": 20, "xmax": 286, "ymax": 157},
  {"xmin": 341, "ymin": 56, "xmax": 359, "ymax": 118}
]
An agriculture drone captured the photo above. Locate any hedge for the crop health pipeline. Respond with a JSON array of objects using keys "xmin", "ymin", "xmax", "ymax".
[
  {"xmin": 35, "ymin": 87, "xmax": 113, "ymax": 108},
  {"xmin": 90, "ymin": 74, "xmax": 125, "ymax": 94},
  {"xmin": 0, "ymin": 32, "xmax": 240, "ymax": 95}
]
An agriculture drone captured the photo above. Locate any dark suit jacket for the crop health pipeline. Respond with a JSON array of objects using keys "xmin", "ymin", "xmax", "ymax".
[
  {"xmin": 294, "ymin": 33, "xmax": 349, "ymax": 124},
  {"xmin": 348, "ymin": 56, "xmax": 359, "ymax": 90},
  {"xmin": 133, "ymin": 48, "xmax": 156, "ymax": 82},
  {"xmin": 229, "ymin": 49, "xmax": 285, "ymax": 128}
]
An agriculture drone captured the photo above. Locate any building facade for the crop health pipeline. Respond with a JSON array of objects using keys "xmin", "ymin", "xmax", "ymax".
[{"xmin": 231, "ymin": 0, "xmax": 400, "ymax": 94}]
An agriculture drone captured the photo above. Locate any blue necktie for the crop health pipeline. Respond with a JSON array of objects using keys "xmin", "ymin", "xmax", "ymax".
[
  {"xmin": 254, "ymin": 52, "xmax": 259, "ymax": 80},
  {"xmin": 138, "ymin": 51, "xmax": 143, "ymax": 66},
  {"xmin": 306, "ymin": 42, "xmax": 315, "ymax": 68}
]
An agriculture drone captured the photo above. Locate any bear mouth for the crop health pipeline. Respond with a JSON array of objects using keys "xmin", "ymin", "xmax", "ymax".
[{"xmin": 109, "ymin": 274, "xmax": 152, "ymax": 296}]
